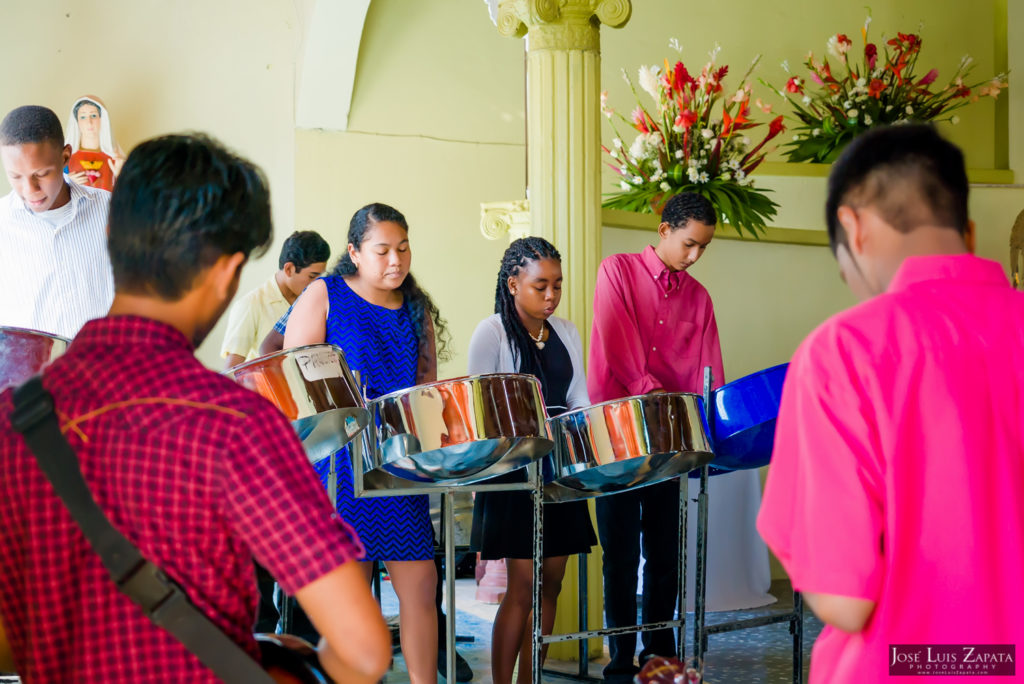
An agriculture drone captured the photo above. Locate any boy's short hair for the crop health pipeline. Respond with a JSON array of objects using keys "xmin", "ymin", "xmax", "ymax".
[
  {"xmin": 661, "ymin": 192, "xmax": 717, "ymax": 230},
  {"xmin": 0, "ymin": 106, "xmax": 64, "ymax": 149},
  {"xmin": 826, "ymin": 124, "xmax": 969, "ymax": 253},
  {"xmin": 279, "ymin": 230, "xmax": 330, "ymax": 270},
  {"xmin": 107, "ymin": 134, "xmax": 273, "ymax": 300}
]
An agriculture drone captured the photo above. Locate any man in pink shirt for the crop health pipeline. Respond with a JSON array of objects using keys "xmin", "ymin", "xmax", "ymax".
[
  {"xmin": 758, "ymin": 124, "xmax": 1024, "ymax": 682},
  {"xmin": 591, "ymin": 193, "xmax": 776, "ymax": 681}
]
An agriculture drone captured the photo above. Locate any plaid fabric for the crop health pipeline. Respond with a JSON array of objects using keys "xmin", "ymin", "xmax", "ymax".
[{"xmin": 0, "ymin": 316, "xmax": 364, "ymax": 682}]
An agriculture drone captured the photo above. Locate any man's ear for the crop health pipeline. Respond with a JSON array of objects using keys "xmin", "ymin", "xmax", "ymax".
[
  {"xmin": 836, "ymin": 206, "xmax": 865, "ymax": 256},
  {"xmin": 61, "ymin": 144, "xmax": 72, "ymax": 167},
  {"xmin": 212, "ymin": 252, "xmax": 247, "ymax": 300},
  {"xmin": 282, "ymin": 262, "xmax": 296, "ymax": 277},
  {"xmin": 657, "ymin": 221, "xmax": 672, "ymax": 241},
  {"xmin": 964, "ymin": 219, "xmax": 976, "ymax": 254}
]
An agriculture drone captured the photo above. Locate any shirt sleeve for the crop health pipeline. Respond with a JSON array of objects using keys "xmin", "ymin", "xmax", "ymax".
[
  {"xmin": 757, "ymin": 336, "xmax": 886, "ymax": 601},
  {"xmin": 219, "ymin": 403, "xmax": 364, "ymax": 594},
  {"xmin": 466, "ymin": 318, "xmax": 503, "ymax": 375},
  {"xmin": 273, "ymin": 305, "xmax": 293, "ymax": 335},
  {"xmin": 591, "ymin": 260, "xmax": 662, "ymax": 396},
  {"xmin": 699, "ymin": 299, "xmax": 726, "ymax": 390},
  {"xmin": 220, "ymin": 297, "xmax": 258, "ymax": 359}
]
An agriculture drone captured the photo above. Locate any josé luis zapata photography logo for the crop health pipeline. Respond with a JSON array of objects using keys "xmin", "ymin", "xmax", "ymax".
[{"xmin": 890, "ymin": 645, "xmax": 1015, "ymax": 676}]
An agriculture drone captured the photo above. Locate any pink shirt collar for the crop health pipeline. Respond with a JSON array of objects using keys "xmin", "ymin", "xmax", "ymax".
[
  {"xmin": 640, "ymin": 244, "xmax": 687, "ymax": 290},
  {"xmin": 888, "ymin": 253, "xmax": 1009, "ymax": 293}
]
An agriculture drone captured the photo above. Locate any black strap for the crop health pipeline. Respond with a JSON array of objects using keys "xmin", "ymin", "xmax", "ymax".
[{"xmin": 10, "ymin": 376, "xmax": 275, "ymax": 684}]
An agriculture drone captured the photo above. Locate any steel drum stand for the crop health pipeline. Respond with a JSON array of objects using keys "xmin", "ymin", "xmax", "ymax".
[
  {"xmin": 350, "ymin": 433, "xmax": 543, "ymax": 684},
  {"xmin": 531, "ymin": 433, "xmax": 696, "ymax": 683},
  {"xmin": 692, "ymin": 367, "xmax": 804, "ymax": 684}
]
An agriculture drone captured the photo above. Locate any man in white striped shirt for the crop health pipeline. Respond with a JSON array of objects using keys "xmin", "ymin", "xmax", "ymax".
[{"xmin": 0, "ymin": 105, "xmax": 113, "ymax": 339}]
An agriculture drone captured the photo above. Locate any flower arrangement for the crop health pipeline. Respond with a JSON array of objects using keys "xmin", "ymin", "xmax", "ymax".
[
  {"xmin": 602, "ymin": 42, "xmax": 786, "ymax": 239},
  {"xmin": 773, "ymin": 17, "xmax": 1009, "ymax": 163}
]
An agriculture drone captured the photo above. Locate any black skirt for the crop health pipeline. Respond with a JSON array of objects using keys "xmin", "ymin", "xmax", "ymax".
[{"xmin": 470, "ymin": 470, "xmax": 597, "ymax": 559}]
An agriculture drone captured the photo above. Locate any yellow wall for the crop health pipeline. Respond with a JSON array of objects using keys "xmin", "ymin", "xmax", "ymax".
[{"xmin": 0, "ymin": 0, "xmax": 300, "ymax": 367}]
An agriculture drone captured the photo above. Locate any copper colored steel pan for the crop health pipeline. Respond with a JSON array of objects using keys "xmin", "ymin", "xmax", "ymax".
[
  {"xmin": 544, "ymin": 392, "xmax": 715, "ymax": 502},
  {"xmin": 0, "ymin": 326, "xmax": 70, "ymax": 391},
  {"xmin": 361, "ymin": 373, "xmax": 553, "ymax": 487},
  {"xmin": 223, "ymin": 344, "xmax": 368, "ymax": 463}
]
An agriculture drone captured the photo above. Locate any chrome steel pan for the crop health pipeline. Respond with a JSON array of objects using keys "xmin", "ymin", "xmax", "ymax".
[
  {"xmin": 545, "ymin": 392, "xmax": 714, "ymax": 501},
  {"xmin": 223, "ymin": 344, "xmax": 368, "ymax": 463},
  {"xmin": 363, "ymin": 373, "xmax": 553, "ymax": 486},
  {"xmin": 0, "ymin": 326, "xmax": 70, "ymax": 391}
]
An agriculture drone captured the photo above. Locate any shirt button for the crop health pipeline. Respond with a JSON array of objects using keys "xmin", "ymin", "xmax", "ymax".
[
  {"xmin": 664, "ymin": 293, "xmax": 668, "ymax": 298},
  {"xmin": 659, "ymin": 320, "xmax": 664, "ymax": 324},
  {"xmin": 652, "ymin": 346, "xmax": 657, "ymax": 351}
]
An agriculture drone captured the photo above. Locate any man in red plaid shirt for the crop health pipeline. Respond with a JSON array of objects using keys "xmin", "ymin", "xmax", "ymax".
[{"xmin": 0, "ymin": 132, "xmax": 391, "ymax": 682}]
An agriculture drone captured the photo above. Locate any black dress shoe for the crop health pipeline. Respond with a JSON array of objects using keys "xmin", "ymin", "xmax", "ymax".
[{"xmin": 437, "ymin": 648, "xmax": 473, "ymax": 682}]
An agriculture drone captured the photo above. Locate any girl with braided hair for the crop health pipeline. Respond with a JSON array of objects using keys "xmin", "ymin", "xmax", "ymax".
[
  {"xmin": 467, "ymin": 237, "xmax": 596, "ymax": 684},
  {"xmin": 286, "ymin": 202, "xmax": 450, "ymax": 684}
]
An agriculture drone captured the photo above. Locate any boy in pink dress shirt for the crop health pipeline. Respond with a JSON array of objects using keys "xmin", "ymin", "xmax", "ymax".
[
  {"xmin": 758, "ymin": 125, "xmax": 1024, "ymax": 682},
  {"xmin": 590, "ymin": 193, "xmax": 744, "ymax": 681}
]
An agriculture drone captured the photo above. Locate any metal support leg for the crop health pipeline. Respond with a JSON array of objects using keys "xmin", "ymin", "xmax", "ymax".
[
  {"xmin": 444, "ymin": 489, "xmax": 457, "ymax": 683},
  {"xmin": 531, "ymin": 463, "xmax": 544, "ymax": 684},
  {"xmin": 577, "ymin": 551, "xmax": 589, "ymax": 676},
  {"xmin": 791, "ymin": 591, "xmax": 804, "ymax": 684},
  {"xmin": 694, "ymin": 366, "xmax": 713, "ymax": 667},
  {"xmin": 676, "ymin": 472, "xmax": 687, "ymax": 663}
]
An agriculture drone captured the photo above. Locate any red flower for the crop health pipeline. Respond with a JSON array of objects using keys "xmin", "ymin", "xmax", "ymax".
[
  {"xmin": 766, "ymin": 115, "xmax": 785, "ymax": 139},
  {"xmin": 675, "ymin": 109, "xmax": 698, "ymax": 131},
  {"xmin": 836, "ymin": 34, "xmax": 852, "ymax": 51},
  {"xmin": 864, "ymin": 43, "xmax": 877, "ymax": 70},
  {"xmin": 868, "ymin": 78, "xmax": 886, "ymax": 98},
  {"xmin": 631, "ymin": 106, "xmax": 651, "ymax": 133},
  {"xmin": 785, "ymin": 76, "xmax": 804, "ymax": 94},
  {"xmin": 918, "ymin": 68, "xmax": 938, "ymax": 86}
]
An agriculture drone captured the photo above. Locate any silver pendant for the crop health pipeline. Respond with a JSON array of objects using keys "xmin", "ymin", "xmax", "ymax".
[{"xmin": 535, "ymin": 341, "xmax": 545, "ymax": 349}]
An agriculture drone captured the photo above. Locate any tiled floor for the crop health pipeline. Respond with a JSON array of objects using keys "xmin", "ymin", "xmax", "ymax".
[
  {"xmin": 0, "ymin": 580, "xmax": 821, "ymax": 683},
  {"xmin": 382, "ymin": 578, "xmax": 823, "ymax": 683}
]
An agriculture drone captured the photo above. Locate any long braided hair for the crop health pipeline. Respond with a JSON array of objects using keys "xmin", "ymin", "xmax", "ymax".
[
  {"xmin": 494, "ymin": 237, "xmax": 561, "ymax": 378},
  {"xmin": 330, "ymin": 203, "xmax": 452, "ymax": 362}
]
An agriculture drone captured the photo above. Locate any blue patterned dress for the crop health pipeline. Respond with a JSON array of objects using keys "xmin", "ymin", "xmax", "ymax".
[{"xmin": 312, "ymin": 276, "xmax": 434, "ymax": 561}]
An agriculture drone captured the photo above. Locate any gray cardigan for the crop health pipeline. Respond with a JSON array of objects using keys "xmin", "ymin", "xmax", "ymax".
[{"xmin": 466, "ymin": 313, "xmax": 591, "ymax": 414}]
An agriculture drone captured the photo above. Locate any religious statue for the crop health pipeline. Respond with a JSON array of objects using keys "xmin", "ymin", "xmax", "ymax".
[{"xmin": 64, "ymin": 95, "xmax": 125, "ymax": 191}]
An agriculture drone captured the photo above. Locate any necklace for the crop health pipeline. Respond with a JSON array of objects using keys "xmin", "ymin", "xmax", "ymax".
[{"xmin": 528, "ymin": 323, "xmax": 545, "ymax": 349}]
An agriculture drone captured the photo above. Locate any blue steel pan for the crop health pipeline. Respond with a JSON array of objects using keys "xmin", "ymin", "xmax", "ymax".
[{"xmin": 706, "ymin": 363, "xmax": 788, "ymax": 471}]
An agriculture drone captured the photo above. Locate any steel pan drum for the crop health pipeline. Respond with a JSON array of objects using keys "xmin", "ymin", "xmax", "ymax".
[
  {"xmin": 224, "ymin": 344, "xmax": 368, "ymax": 463},
  {"xmin": 708, "ymin": 363, "xmax": 788, "ymax": 470},
  {"xmin": 0, "ymin": 326, "xmax": 70, "ymax": 390},
  {"xmin": 545, "ymin": 392, "xmax": 715, "ymax": 501},
  {"xmin": 363, "ymin": 373, "xmax": 553, "ymax": 485}
]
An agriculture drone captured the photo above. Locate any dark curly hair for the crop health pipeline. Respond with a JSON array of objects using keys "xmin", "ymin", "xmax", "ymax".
[
  {"xmin": 661, "ymin": 192, "xmax": 717, "ymax": 230},
  {"xmin": 494, "ymin": 236, "xmax": 561, "ymax": 379},
  {"xmin": 330, "ymin": 203, "xmax": 451, "ymax": 362}
]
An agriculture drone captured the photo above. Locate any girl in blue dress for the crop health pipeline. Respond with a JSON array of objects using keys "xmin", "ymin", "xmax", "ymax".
[{"xmin": 285, "ymin": 203, "xmax": 449, "ymax": 684}]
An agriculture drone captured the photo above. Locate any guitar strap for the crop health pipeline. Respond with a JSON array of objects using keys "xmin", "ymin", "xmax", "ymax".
[{"xmin": 10, "ymin": 376, "xmax": 276, "ymax": 684}]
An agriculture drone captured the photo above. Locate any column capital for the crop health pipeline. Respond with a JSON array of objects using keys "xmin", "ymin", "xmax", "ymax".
[
  {"xmin": 480, "ymin": 199, "xmax": 532, "ymax": 242},
  {"xmin": 496, "ymin": 0, "xmax": 631, "ymax": 50}
]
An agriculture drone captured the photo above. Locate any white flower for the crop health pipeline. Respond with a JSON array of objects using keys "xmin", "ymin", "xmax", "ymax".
[
  {"xmin": 701, "ymin": 128, "xmax": 714, "ymax": 139},
  {"xmin": 793, "ymin": 134, "xmax": 803, "ymax": 141},
  {"xmin": 781, "ymin": 59, "xmax": 791, "ymax": 73},
  {"xmin": 669, "ymin": 37, "xmax": 683, "ymax": 53},
  {"xmin": 885, "ymin": 105, "xmax": 894, "ymax": 112},
  {"xmin": 856, "ymin": 78, "xmax": 866, "ymax": 88},
  {"xmin": 905, "ymin": 105, "xmax": 914, "ymax": 115},
  {"xmin": 864, "ymin": 115, "xmax": 873, "ymax": 125},
  {"xmin": 802, "ymin": 95, "xmax": 812, "ymax": 105},
  {"xmin": 734, "ymin": 169, "xmax": 746, "ymax": 183},
  {"xmin": 660, "ymin": 181, "xmax": 671, "ymax": 191},
  {"xmin": 843, "ymin": 100, "xmax": 853, "ymax": 109},
  {"xmin": 675, "ymin": 149, "xmax": 684, "ymax": 159},
  {"xmin": 632, "ymin": 175, "xmax": 643, "ymax": 184},
  {"xmin": 951, "ymin": 115, "xmax": 961, "ymax": 125},
  {"xmin": 613, "ymin": 137, "xmax": 623, "ymax": 149},
  {"xmin": 959, "ymin": 55, "xmax": 973, "ymax": 70},
  {"xmin": 847, "ymin": 108, "xmax": 859, "ymax": 118},
  {"xmin": 620, "ymin": 180, "xmax": 631, "ymax": 190},
  {"xmin": 687, "ymin": 166, "xmax": 700, "ymax": 182},
  {"xmin": 812, "ymin": 128, "xmax": 821, "ymax": 137},
  {"xmin": 638, "ymin": 65, "xmax": 661, "ymax": 100},
  {"xmin": 620, "ymin": 68, "xmax": 631, "ymax": 86},
  {"xmin": 688, "ymin": 158, "xmax": 698, "ymax": 167},
  {"xmin": 708, "ymin": 43, "xmax": 721, "ymax": 63},
  {"xmin": 698, "ymin": 171, "xmax": 710, "ymax": 183},
  {"xmin": 741, "ymin": 136, "xmax": 751, "ymax": 147},
  {"xmin": 610, "ymin": 148, "xmax": 619, "ymax": 159}
]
